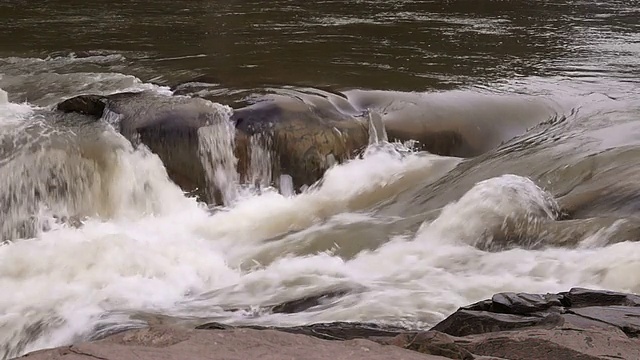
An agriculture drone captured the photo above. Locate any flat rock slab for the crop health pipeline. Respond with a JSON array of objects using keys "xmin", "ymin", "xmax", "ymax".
[
  {"xmin": 19, "ymin": 326, "xmax": 449, "ymax": 360},
  {"xmin": 461, "ymin": 327, "xmax": 640, "ymax": 360},
  {"xmin": 563, "ymin": 288, "xmax": 640, "ymax": 307},
  {"xmin": 569, "ymin": 306, "xmax": 640, "ymax": 337},
  {"xmin": 430, "ymin": 309, "xmax": 552, "ymax": 337},
  {"xmin": 389, "ymin": 327, "xmax": 640, "ymax": 360}
]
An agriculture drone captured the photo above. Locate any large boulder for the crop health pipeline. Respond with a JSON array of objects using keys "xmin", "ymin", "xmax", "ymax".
[
  {"xmin": 56, "ymin": 91, "xmax": 370, "ymax": 204},
  {"xmin": 57, "ymin": 91, "xmax": 222, "ymax": 202},
  {"xmin": 231, "ymin": 98, "xmax": 369, "ymax": 190}
]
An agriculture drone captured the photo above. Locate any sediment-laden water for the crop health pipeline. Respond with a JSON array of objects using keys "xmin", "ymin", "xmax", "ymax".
[{"xmin": 1, "ymin": 1, "xmax": 639, "ymax": 359}]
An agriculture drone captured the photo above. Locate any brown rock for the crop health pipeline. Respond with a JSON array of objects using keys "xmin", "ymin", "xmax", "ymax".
[
  {"xmin": 232, "ymin": 100, "xmax": 369, "ymax": 190},
  {"xmin": 19, "ymin": 326, "xmax": 449, "ymax": 360},
  {"xmin": 56, "ymin": 91, "xmax": 370, "ymax": 203},
  {"xmin": 390, "ymin": 331, "xmax": 474, "ymax": 360}
]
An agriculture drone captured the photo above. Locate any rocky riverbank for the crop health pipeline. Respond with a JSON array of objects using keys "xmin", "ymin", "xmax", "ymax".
[{"xmin": 19, "ymin": 288, "xmax": 640, "ymax": 360}]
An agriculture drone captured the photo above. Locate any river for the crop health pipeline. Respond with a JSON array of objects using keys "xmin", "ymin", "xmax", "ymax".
[{"xmin": 0, "ymin": 1, "xmax": 639, "ymax": 359}]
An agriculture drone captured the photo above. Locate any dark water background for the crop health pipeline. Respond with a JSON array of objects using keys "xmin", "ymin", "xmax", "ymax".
[{"xmin": 1, "ymin": 0, "xmax": 637, "ymax": 93}]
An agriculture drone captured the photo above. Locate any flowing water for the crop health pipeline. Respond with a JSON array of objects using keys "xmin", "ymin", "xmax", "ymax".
[{"xmin": 1, "ymin": 1, "xmax": 640, "ymax": 358}]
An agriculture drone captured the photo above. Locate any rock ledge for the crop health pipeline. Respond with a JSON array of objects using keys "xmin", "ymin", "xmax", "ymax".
[{"xmin": 19, "ymin": 288, "xmax": 640, "ymax": 360}]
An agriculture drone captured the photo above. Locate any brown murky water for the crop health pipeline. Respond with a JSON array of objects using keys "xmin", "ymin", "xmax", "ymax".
[{"xmin": 1, "ymin": 1, "xmax": 637, "ymax": 91}]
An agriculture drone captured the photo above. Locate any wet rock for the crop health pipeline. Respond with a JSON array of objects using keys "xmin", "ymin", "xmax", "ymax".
[
  {"xmin": 231, "ymin": 99, "xmax": 369, "ymax": 190},
  {"xmin": 190, "ymin": 287, "xmax": 640, "ymax": 360},
  {"xmin": 432, "ymin": 288, "xmax": 640, "ymax": 337},
  {"xmin": 57, "ymin": 91, "xmax": 217, "ymax": 202},
  {"xmin": 562, "ymin": 287, "xmax": 640, "ymax": 307},
  {"xmin": 19, "ymin": 325, "xmax": 448, "ymax": 360},
  {"xmin": 427, "ymin": 288, "xmax": 640, "ymax": 359},
  {"xmin": 268, "ymin": 288, "xmax": 353, "ymax": 314},
  {"xmin": 430, "ymin": 309, "xmax": 553, "ymax": 337},
  {"xmin": 57, "ymin": 94, "xmax": 107, "ymax": 117},
  {"xmin": 466, "ymin": 292, "xmax": 565, "ymax": 314},
  {"xmin": 55, "ymin": 91, "xmax": 370, "ymax": 202},
  {"xmin": 489, "ymin": 292, "xmax": 564, "ymax": 314},
  {"xmin": 200, "ymin": 286, "xmax": 359, "ymax": 316}
]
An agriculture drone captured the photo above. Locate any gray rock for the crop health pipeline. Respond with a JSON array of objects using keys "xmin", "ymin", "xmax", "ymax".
[
  {"xmin": 462, "ymin": 327, "xmax": 639, "ymax": 360},
  {"xmin": 428, "ymin": 288, "xmax": 640, "ymax": 359},
  {"xmin": 430, "ymin": 309, "xmax": 551, "ymax": 337},
  {"xmin": 432, "ymin": 288, "xmax": 640, "ymax": 337},
  {"xmin": 489, "ymin": 292, "xmax": 564, "ymax": 314},
  {"xmin": 562, "ymin": 287, "xmax": 640, "ymax": 308},
  {"xmin": 569, "ymin": 306, "xmax": 640, "ymax": 337}
]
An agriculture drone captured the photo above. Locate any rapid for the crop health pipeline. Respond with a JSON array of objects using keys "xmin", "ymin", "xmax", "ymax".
[{"xmin": 1, "ymin": 1, "xmax": 640, "ymax": 359}]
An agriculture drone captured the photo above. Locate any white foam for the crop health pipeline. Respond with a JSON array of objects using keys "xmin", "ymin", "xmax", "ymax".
[
  {"xmin": 2, "ymin": 151, "xmax": 640, "ymax": 359},
  {"xmin": 193, "ymin": 146, "xmax": 461, "ymax": 257},
  {"xmin": 417, "ymin": 174, "xmax": 559, "ymax": 247},
  {"xmin": 0, "ymin": 88, "xmax": 35, "ymax": 124}
]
